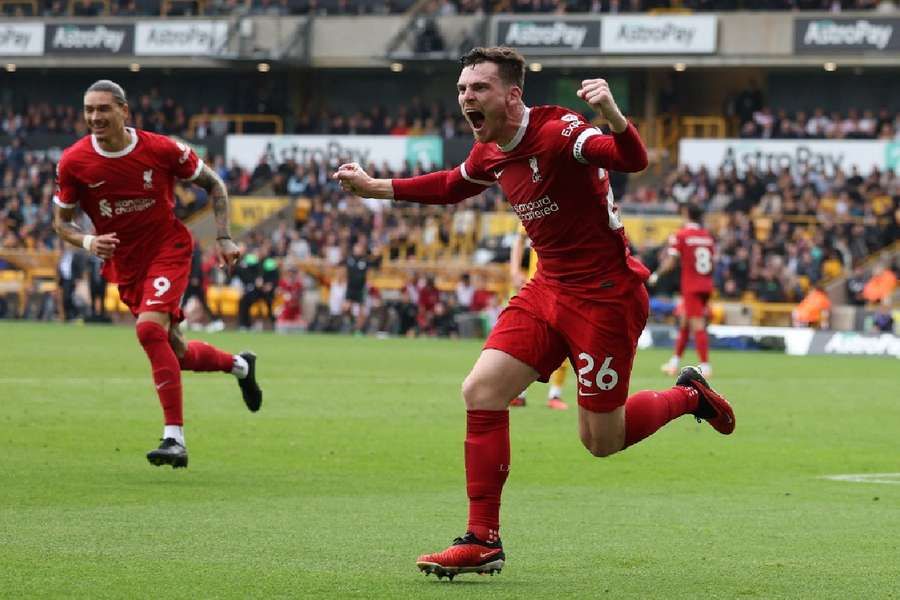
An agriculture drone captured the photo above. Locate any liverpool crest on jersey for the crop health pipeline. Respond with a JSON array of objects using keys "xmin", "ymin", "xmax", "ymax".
[
  {"xmin": 529, "ymin": 156, "xmax": 542, "ymax": 183},
  {"xmin": 143, "ymin": 169, "xmax": 154, "ymax": 190}
]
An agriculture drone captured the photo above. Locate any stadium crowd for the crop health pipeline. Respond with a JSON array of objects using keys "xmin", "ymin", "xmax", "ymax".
[
  {"xmin": 729, "ymin": 87, "xmax": 900, "ymax": 140},
  {"xmin": 2, "ymin": 0, "xmax": 889, "ymax": 16},
  {"xmin": 8, "ymin": 100, "xmax": 900, "ymax": 143},
  {"xmin": 2, "ymin": 111, "xmax": 897, "ymax": 331},
  {"xmin": 1, "ymin": 98, "xmax": 473, "ymax": 140}
]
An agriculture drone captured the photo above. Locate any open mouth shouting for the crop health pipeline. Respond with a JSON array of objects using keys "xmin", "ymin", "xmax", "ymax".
[{"xmin": 464, "ymin": 108, "xmax": 486, "ymax": 133}]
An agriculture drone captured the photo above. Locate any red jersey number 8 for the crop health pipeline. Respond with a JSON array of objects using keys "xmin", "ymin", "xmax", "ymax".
[{"xmin": 694, "ymin": 247, "xmax": 712, "ymax": 275}]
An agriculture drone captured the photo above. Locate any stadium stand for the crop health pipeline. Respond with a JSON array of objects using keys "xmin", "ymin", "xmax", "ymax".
[{"xmin": 0, "ymin": 0, "xmax": 885, "ymax": 15}]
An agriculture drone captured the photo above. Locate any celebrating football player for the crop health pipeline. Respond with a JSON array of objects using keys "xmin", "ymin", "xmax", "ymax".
[
  {"xmin": 53, "ymin": 80, "xmax": 263, "ymax": 469},
  {"xmin": 334, "ymin": 47, "xmax": 736, "ymax": 580}
]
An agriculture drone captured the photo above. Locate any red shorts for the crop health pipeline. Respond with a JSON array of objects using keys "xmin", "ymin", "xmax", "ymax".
[
  {"xmin": 116, "ymin": 241, "xmax": 191, "ymax": 322},
  {"xmin": 682, "ymin": 291, "xmax": 711, "ymax": 319},
  {"xmin": 485, "ymin": 279, "xmax": 649, "ymax": 413}
]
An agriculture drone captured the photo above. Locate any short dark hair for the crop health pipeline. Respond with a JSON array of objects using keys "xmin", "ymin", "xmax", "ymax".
[
  {"xmin": 85, "ymin": 79, "xmax": 128, "ymax": 106},
  {"xmin": 686, "ymin": 203, "xmax": 704, "ymax": 223},
  {"xmin": 460, "ymin": 46, "xmax": 526, "ymax": 90}
]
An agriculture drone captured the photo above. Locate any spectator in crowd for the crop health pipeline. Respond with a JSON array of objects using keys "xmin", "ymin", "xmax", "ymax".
[
  {"xmin": 455, "ymin": 272, "xmax": 475, "ymax": 310},
  {"xmin": 87, "ymin": 254, "xmax": 109, "ymax": 323},
  {"xmin": 181, "ymin": 241, "xmax": 224, "ymax": 331},
  {"xmin": 57, "ymin": 247, "xmax": 85, "ymax": 321},
  {"xmin": 845, "ymin": 264, "xmax": 869, "ymax": 306},
  {"xmin": 792, "ymin": 284, "xmax": 832, "ymax": 328},
  {"xmin": 275, "ymin": 264, "xmax": 306, "ymax": 333},
  {"xmin": 416, "ymin": 275, "xmax": 440, "ymax": 334},
  {"xmin": 390, "ymin": 286, "xmax": 419, "ymax": 337},
  {"xmin": 344, "ymin": 240, "xmax": 379, "ymax": 332},
  {"xmin": 862, "ymin": 261, "xmax": 897, "ymax": 305},
  {"xmin": 869, "ymin": 304, "xmax": 895, "ymax": 334}
]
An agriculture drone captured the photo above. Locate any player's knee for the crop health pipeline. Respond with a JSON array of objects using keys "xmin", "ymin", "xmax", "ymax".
[
  {"xmin": 136, "ymin": 321, "xmax": 167, "ymax": 348},
  {"xmin": 462, "ymin": 374, "xmax": 502, "ymax": 410},
  {"xmin": 581, "ymin": 434, "xmax": 621, "ymax": 458}
]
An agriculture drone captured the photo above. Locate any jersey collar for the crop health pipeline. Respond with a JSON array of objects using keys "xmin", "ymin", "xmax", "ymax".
[
  {"xmin": 686, "ymin": 222, "xmax": 701, "ymax": 229},
  {"xmin": 497, "ymin": 106, "xmax": 530, "ymax": 153},
  {"xmin": 91, "ymin": 127, "xmax": 138, "ymax": 158}
]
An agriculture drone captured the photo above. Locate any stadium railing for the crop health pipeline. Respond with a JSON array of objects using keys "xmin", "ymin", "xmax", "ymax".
[{"xmin": 160, "ymin": 0, "xmax": 206, "ymax": 14}]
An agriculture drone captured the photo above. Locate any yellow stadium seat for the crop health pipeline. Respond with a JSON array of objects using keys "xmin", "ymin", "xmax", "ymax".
[
  {"xmin": 709, "ymin": 303, "xmax": 725, "ymax": 325},
  {"xmin": 822, "ymin": 259, "xmax": 843, "ymax": 280}
]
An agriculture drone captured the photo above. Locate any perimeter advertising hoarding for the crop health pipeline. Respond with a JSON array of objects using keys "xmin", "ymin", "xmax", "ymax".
[
  {"xmin": 795, "ymin": 17, "xmax": 900, "ymax": 53},
  {"xmin": 601, "ymin": 15, "xmax": 717, "ymax": 54},
  {"xmin": 679, "ymin": 139, "xmax": 900, "ymax": 177},
  {"xmin": 226, "ymin": 135, "xmax": 443, "ymax": 173},
  {"xmin": 0, "ymin": 23, "xmax": 44, "ymax": 56},
  {"xmin": 45, "ymin": 23, "xmax": 133, "ymax": 55},
  {"xmin": 135, "ymin": 21, "xmax": 228, "ymax": 56},
  {"xmin": 493, "ymin": 17, "xmax": 601, "ymax": 54}
]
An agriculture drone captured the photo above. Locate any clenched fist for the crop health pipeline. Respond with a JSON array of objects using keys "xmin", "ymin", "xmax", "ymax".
[{"xmin": 576, "ymin": 79, "xmax": 628, "ymax": 133}]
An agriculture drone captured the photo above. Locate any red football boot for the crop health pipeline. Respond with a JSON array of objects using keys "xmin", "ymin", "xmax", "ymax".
[
  {"xmin": 416, "ymin": 532, "xmax": 505, "ymax": 580},
  {"xmin": 677, "ymin": 366, "xmax": 735, "ymax": 435},
  {"xmin": 546, "ymin": 397, "xmax": 568, "ymax": 410},
  {"xmin": 509, "ymin": 395, "xmax": 526, "ymax": 407}
]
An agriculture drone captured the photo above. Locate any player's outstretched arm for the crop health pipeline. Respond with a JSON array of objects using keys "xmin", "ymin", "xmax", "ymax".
[
  {"xmin": 52, "ymin": 204, "xmax": 118, "ymax": 258},
  {"xmin": 334, "ymin": 162, "xmax": 485, "ymax": 205},
  {"xmin": 333, "ymin": 163, "xmax": 395, "ymax": 199},
  {"xmin": 191, "ymin": 164, "xmax": 240, "ymax": 270}
]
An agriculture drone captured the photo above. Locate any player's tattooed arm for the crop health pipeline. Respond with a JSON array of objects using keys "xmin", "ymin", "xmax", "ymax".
[
  {"xmin": 191, "ymin": 163, "xmax": 241, "ymax": 270},
  {"xmin": 192, "ymin": 163, "xmax": 231, "ymax": 239},
  {"xmin": 52, "ymin": 204, "xmax": 118, "ymax": 258}
]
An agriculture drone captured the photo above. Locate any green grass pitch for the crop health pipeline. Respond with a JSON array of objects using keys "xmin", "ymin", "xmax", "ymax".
[{"xmin": 2, "ymin": 321, "xmax": 899, "ymax": 599}]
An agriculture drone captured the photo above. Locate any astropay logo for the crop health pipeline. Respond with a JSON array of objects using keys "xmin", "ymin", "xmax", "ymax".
[
  {"xmin": 51, "ymin": 25, "xmax": 126, "ymax": 52},
  {"xmin": 802, "ymin": 19, "xmax": 893, "ymax": 50},
  {"xmin": 0, "ymin": 23, "xmax": 44, "ymax": 56},
  {"xmin": 503, "ymin": 21, "xmax": 588, "ymax": 49}
]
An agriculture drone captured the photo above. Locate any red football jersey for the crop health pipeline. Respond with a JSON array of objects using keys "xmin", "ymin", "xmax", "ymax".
[
  {"xmin": 461, "ymin": 105, "xmax": 649, "ymax": 298},
  {"xmin": 668, "ymin": 223, "xmax": 715, "ymax": 294},
  {"xmin": 54, "ymin": 127, "xmax": 203, "ymax": 284}
]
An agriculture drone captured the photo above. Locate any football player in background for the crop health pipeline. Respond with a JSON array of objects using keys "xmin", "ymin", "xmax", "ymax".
[
  {"xmin": 509, "ymin": 226, "xmax": 568, "ymax": 410},
  {"xmin": 649, "ymin": 203, "xmax": 716, "ymax": 378}
]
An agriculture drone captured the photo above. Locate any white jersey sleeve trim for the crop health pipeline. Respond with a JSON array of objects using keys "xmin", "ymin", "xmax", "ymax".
[
  {"xmin": 184, "ymin": 159, "xmax": 205, "ymax": 182},
  {"xmin": 667, "ymin": 247, "xmax": 680, "ymax": 256},
  {"xmin": 573, "ymin": 128, "xmax": 602, "ymax": 164},
  {"xmin": 459, "ymin": 163, "xmax": 494, "ymax": 187},
  {"xmin": 53, "ymin": 195, "xmax": 77, "ymax": 209}
]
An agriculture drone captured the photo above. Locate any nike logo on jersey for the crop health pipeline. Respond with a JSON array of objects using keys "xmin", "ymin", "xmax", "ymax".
[
  {"xmin": 145, "ymin": 299, "xmax": 164, "ymax": 305},
  {"xmin": 493, "ymin": 169, "xmax": 504, "ymax": 179},
  {"xmin": 88, "ymin": 181, "xmax": 106, "ymax": 188}
]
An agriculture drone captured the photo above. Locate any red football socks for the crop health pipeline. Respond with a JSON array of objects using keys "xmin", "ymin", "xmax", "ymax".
[
  {"xmin": 624, "ymin": 386, "xmax": 699, "ymax": 448},
  {"xmin": 465, "ymin": 410, "xmax": 509, "ymax": 543},
  {"xmin": 695, "ymin": 329, "xmax": 710, "ymax": 363},
  {"xmin": 178, "ymin": 340, "xmax": 234, "ymax": 373},
  {"xmin": 136, "ymin": 321, "xmax": 183, "ymax": 426},
  {"xmin": 674, "ymin": 325, "xmax": 689, "ymax": 358}
]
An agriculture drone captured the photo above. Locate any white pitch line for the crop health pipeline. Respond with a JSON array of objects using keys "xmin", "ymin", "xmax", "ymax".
[{"xmin": 821, "ymin": 473, "xmax": 900, "ymax": 485}]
